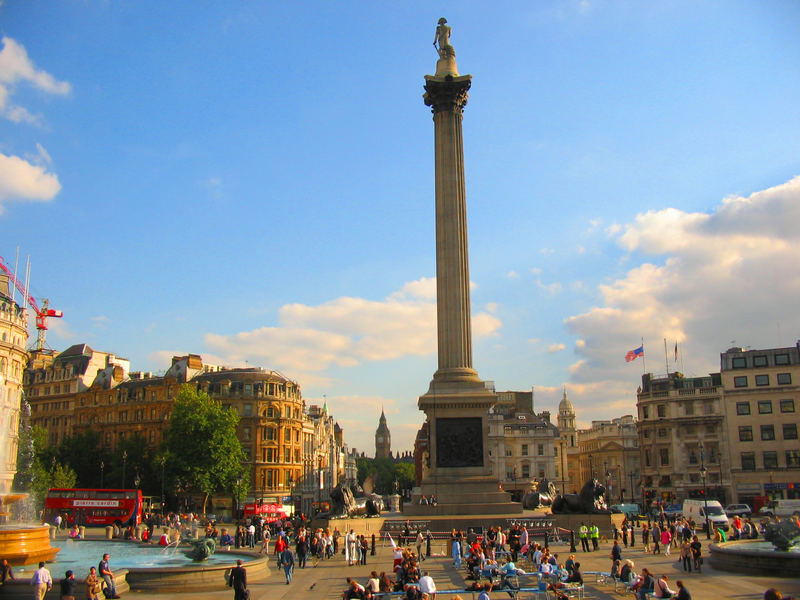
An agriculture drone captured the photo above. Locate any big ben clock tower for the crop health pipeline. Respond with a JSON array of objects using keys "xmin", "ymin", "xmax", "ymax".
[{"xmin": 375, "ymin": 409, "xmax": 391, "ymax": 459}]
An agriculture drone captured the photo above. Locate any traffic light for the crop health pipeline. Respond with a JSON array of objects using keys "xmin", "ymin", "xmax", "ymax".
[{"xmin": 699, "ymin": 489, "xmax": 705, "ymax": 497}]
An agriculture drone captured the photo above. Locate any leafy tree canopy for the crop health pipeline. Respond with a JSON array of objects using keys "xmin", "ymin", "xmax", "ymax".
[
  {"xmin": 356, "ymin": 457, "xmax": 415, "ymax": 494},
  {"xmin": 164, "ymin": 385, "xmax": 250, "ymax": 513}
]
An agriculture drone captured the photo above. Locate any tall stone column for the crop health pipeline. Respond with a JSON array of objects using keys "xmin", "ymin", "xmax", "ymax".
[{"xmin": 406, "ymin": 20, "xmax": 521, "ymax": 516}]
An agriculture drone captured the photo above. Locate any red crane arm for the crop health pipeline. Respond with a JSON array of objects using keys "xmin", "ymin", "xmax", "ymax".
[{"xmin": 0, "ymin": 256, "xmax": 40, "ymax": 315}]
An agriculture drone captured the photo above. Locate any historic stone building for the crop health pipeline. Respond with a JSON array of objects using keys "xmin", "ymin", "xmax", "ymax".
[
  {"xmin": 576, "ymin": 415, "xmax": 639, "ymax": 505},
  {"xmin": 25, "ymin": 344, "xmax": 130, "ymax": 446},
  {"xmin": 720, "ymin": 344, "xmax": 800, "ymax": 504},
  {"xmin": 487, "ymin": 389, "xmax": 558, "ymax": 499},
  {"xmin": 0, "ymin": 276, "xmax": 28, "ymax": 493},
  {"xmin": 556, "ymin": 390, "xmax": 580, "ymax": 494},
  {"xmin": 24, "ymin": 348, "xmax": 348, "ymax": 514},
  {"xmin": 375, "ymin": 408, "xmax": 391, "ymax": 459},
  {"xmin": 636, "ymin": 371, "xmax": 728, "ymax": 506}
]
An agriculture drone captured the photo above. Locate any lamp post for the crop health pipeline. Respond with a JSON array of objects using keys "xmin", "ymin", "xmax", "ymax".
[
  {"xmin": 699, "ymin": 442, "xmax": 710, "ymax": 539},
  {"xmin": 159, "ymin": 456, "xmax": 166, "ymax": 513},
  {"xmin": 589, "ymin": 455, "xmax": 594, "ymax": 480},
  {"xmin": 121, "ymin": 450, "xmax": 128, "ymax": 488},
  {"xmin": 629, "ymin": 471, "xmax": 635, "ymax": 504},
  {"xmin": 604, "ymin": 460, "xmax": 611, "ymax": 502},
  {"xmin": 100, "ymin": 461, "xmax": 105, "ymax": 488}
]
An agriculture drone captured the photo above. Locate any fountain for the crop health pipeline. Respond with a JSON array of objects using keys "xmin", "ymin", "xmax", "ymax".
[
  {"xmin": 0, "ymin": 494, "xmax": 60, "ymax": 565},
  {"xmin": 709, "ymin": 520, "xmax": 800, "ymax": 576}
]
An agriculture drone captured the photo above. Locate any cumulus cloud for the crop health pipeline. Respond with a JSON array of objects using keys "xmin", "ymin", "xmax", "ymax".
[
  {"xmin": 547, "ymin": 343, "xmax": 566, "ymax": 353},
  {"xmin": 201, "ymin": 278, "xmax": 502, "ymax": 379},
  {"xmin": 535, "ymin": 278, "xmax": 563, "ymax": 294},
  {"xmin": 506, "ymin": 270, "xmax": 519, "ymax": 279},
  {"xmin": 562, "ymin": 176, "xmax": 800, "ymax": 423},
  {"xmin": 0, "ymin": 36, "xmax": 71, "ymax": 124},
  {"xmin": 0, "ymin": 150, "xmax": 61, "ymax": 213}
]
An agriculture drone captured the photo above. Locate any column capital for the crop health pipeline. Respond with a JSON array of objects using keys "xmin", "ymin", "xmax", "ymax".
[{"xmin": 423, "ymin": 74, "xmax": 472, "ymax": 115}]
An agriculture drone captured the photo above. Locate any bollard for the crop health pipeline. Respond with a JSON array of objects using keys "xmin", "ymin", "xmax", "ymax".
[
  {"xmin": 49, "ymin": 525, "xmax": 56, "ymax": 540},
  {"xmin": 544, "ymin": 531, "xmax": 549, "ymax": 549},
  {"xmin": 105, "ymin": 526, "xmax": 113, "ymax": 540},
  {"xmin": 371, "ymin": 533, "xmax": 376, "ymax": 556},
  {"xmin": 569, "ymin": 529, "xmax": 576, "ymax": 553},
  {"xmin": 79, "ymin": 526, "xmax": 86, "ymax": 539}
]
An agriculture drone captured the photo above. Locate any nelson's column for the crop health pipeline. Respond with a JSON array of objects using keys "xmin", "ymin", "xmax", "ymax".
[{"xmin": 407, "ymin": 19, "xmax": 521, "ymax": 516}]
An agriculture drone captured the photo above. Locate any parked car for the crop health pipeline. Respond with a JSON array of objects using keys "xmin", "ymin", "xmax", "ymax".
[
  {"xmin": 664, "ymin": 504, "xmax": 682, "ymax": 518},
  {"xmin": 610, "ymin": 503, "xmax": 641, "ymax": 518},
  {"xmin": 724, "ymin": 503, "xmax": 752, "ymax": 518}
]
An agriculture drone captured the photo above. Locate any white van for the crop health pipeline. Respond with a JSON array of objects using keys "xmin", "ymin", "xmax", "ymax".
[
  {"xmin": 682, "ymin": 499, "xmax": 730, "ymax": 531},
  {"xmin": 758, "ymin": 499, "xmax": 800, "ymax": 518}
]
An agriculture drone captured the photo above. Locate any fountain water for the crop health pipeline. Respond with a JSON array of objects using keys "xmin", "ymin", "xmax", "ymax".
[{"xmin": 0, "ymin": 494, "xmax": 60, "ymax": 565}]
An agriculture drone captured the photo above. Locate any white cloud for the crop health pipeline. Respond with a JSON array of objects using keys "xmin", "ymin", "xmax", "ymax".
[
  {"xmin": 605, "ymin": 223, "xmax": 621, "ymax": 236},
  {"xmin": 547, "ymin": 343, "xmax": 566, "ymax": 353},
  {"xmin": 562, "ymin": 176, "xmax": 800, "ymax": 423},
  {"xmin": 506, "ymin": 270, "xmax": 519, "ymax": 279},
  {"xmin": 0, "ymin": 151, "xmax": 61, "ymax": 214},
  {"xmin": 200, "ymin": 278, "xmax": 502, "ymax": 379},
  {"xmin": 485, "ymin": 302, "xmax": 498, "ymax": 314},
  {"xmin": 535, "ymin": 278, "xmax": 563, "ymax": 294},
  {"xmin": 0, "ymin": 37, "xmax": 71, "ymax": 124}
]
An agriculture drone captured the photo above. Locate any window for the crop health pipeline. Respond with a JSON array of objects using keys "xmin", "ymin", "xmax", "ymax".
[
  {"xmin": 688, "ymin": 450, "xmax": 698, "ymax": 464},
  {"xmin": 538, "ymin": 444, "xmax": 544, "ymax": 456},
  {"xmin": 783, "ymin": 424, "xmax": 798, "ymax": 440},
  {"xmin": 734, "ymin": 376, "xmax": 748, "ymax": 388},
  {"xmin": 738, "ymin": 426, "xmax": 753, "ymax": 442},
  {"xmin": 758, "ymin": 400, "xmax": 773, "ymax": 414},
  {"xmin": 644, "ymin": 449, "xmax": 651, "ymax": 467},
  {"xmin": 657, "ymin": 405, "xmax": 666, "ymax": 418},
  {"xmin": 243, "ymin": 403, "xmax": 252, "ymax": 416},
  {"xmin": 755, "ymin": 375, "xmax": 769, "ymax": 387},
  {"xmin": 521, "ymin": 464, "xmax": 530, "ymax": 478},
  {"xmin": 658, "ymin": 428, "xmax": 667, "ymax": 438},
  {"xmin": 780, "ymin": 399, "xmax": 795, "ymax": 413},
  {"xmin": 777, "ymin": 373, "xmax": 792, "ymax": 385},
  {"xmin": 505, "ymin": 448, "xmax": 512, "ymax": 457},
  {"xmin": 775, "ymin": 353, "xmax": 790, "ymax": 366},
  {"xmin": 763, "ymin": 451, "xmax": 778, "ymax": 469},
  {"xmin": 753, "ymin": 355, "xmax": 768, "ymax": 367},
  {"xmin": 787, "ymin": 451, "xmax": 800, "ymax": 468},
  {"xmin": 741, "ymin": 452, "xmax": 756, "ymax": 470},
  {"xmin": 643, "ymin": 429, "xmax": 651, "ymax": 439},
  {"xmin": 736, "ymin": 402, "xmax": 751, "ymax": 415},
  {"xmin": 642, "ymin": 406, "xmax": 649, "ymax": 419},
  {"xmin": 684, "ymin": 402, "xmax": 694, "ymax": 416},
  {"xmin": 521, "ymin": 444, "xmax": 528, "ymax": 456},
  {"xmin": 760, "ymin": 425, "xmax": 775, "ymax": 441},
  {"xmin": 659, "ymin": 448, "xmax": 669, "ymax": 466},
  {"xmin": 732, "ymin": 357, "xmax": 746, "ymax": 368}
]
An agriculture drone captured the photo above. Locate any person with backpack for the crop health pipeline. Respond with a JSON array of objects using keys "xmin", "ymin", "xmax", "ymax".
[{"xmin": 279, "ymin": 546, "xmax": 295, "ymax": 584}]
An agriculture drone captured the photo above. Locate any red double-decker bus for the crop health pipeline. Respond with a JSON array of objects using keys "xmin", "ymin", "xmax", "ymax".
[
  {"xmin": 242, "ymin": 501, "xmax": 289, "ymax": 523},
  {"xmin": 45, "ymin": 488, "xmax": 143, "ymax": 527}
]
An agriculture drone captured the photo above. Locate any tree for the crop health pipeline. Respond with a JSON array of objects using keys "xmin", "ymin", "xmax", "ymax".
[
  {"xmin": 355, "ymin": 457, "xmax": 415, "ymax": 494},
  {"xmin": 164, "ymin": 385, "xmax": 250, "ymax": 514},
  {"xmin": 17, "ymin": 425, "xmax": 77, "ymax": 510}
]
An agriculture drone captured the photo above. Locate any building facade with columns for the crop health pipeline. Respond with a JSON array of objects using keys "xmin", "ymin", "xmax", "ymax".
[
  {"xmin": 0, "ymin": 276, "xmax": 28, "ymax": 493},
  {"xmin": 576, "ymin": 415, "xmax": 640, "ymax": 505}
]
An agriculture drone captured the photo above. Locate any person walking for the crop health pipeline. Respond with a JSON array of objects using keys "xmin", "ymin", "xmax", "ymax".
[
  {"xmin": 98, "ymin": 554, "xmax": 120, "ymax": 599},
  {"xmin": 60, "ymin": 569, "xmax": 77, "ymax": 600},
  {"xmin": 642, "ymin": 524, "xmax": 650, "ymax": 553},
  {"xmin": 661, "ymin": 527, "xmax": 672, "ymax": 556},
  {"xmin": 30, "ymin": 561, "xmax": 52, "ymax": 600},
  {"xmin": 579, "ymin": 523, "xmax": 590, "ymax": 552},
  {"xmin": 416, "ymin": 530, "xmax": 426, "ymax": 562},
  {"xmin": 296, "ymin": 530, "xmax": 308, "ymax": 569},
  {"xmin": 651, "ymin": 524, "xmax": 661, "ymax": 554},
  {"xmin": 279, "ymin": 546, "xmax": 295, "ymax": 584},
  {"xmin": 228, "ymin": 558, "xmax": 248, "ymax": 598}
]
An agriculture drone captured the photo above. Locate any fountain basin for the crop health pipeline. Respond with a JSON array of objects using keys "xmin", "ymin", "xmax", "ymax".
[
  {"xmin": 0, "ymin": 525, "xmax": 60, "ymax": 565},
  {"xmin": 709, "ymin": 540, "xmax": 800, "ymax": 576}
]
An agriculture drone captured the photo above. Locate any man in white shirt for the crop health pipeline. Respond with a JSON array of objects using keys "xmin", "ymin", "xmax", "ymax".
[
  {"xmin": 30, "ymin": 562, "xmax": 52, "ymax": 600},
  {"xmin": 419, "ymin": 571, "xmax": 436, "ymax": 599}
]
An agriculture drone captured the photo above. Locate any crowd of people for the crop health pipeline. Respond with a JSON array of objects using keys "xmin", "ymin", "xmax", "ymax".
[{"xmin": 0, "ymin": 553, "xmax": 121, "ymax": 600}]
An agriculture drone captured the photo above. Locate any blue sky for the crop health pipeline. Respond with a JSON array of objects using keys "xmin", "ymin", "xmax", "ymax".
[{"xmin": 2, "ymin": 1, "xmax": 799, "ymax": 453}]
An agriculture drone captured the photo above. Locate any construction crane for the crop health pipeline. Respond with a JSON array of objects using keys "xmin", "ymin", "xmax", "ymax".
[{"xmin": 0, "ymin": 255, "xmax": 63, "ymax": 351}]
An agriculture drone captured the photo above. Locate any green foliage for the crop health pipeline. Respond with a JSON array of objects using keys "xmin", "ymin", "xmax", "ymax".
[
  {"xmin": 355, "ymin": 456, "xmax": 415, "ymax": 494},
  {"xmin": 20, "ymin": 425, "xmax": 78, "ymax": 509},
  {"xmin": 164, "ymin": 385, "xmax": 250, "ymax": 513}
]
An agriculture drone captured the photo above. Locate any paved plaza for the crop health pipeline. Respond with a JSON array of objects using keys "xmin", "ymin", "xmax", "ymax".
[{"xmin": 62, "ymin": 527, "xmax": 800, "ymax": 600}]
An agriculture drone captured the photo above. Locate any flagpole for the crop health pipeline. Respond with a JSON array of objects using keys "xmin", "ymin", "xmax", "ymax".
[
  {"xmin": 641, "ymin": 337, "xmax": 646, "ymax": 374},
  {"xmin": 663, "ymin": 338, "xmax": 670, "ymax": 376}
]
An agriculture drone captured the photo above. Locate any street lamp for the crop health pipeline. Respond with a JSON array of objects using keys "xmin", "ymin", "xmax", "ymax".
[
  {"xmin": 159, "ymin": 456, "xmax": 166, "ymax": 513},
  {"xmin": 699, "ymin": 442, "xmax": 710, "ymax": 539},
  {"xmin": 122, "ymin": 450, "xmax": 128, "ymax": 488},
  {"xmin": 589, "ymin": 455, "xmax": 594, "ymax": 480},
  {"xmin": 100, "ymin": 461, "xmax": 105, "ymax": 488},
  {"xmin": 629, "ymin": 471, "xmax": 635, "ymax": 504}
]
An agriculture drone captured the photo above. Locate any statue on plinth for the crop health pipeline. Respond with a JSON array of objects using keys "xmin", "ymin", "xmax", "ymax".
[
  {"xmin": 551, "ymin": 479, "xmax": 611, "ymax": 514},
  {"xmin": 433, "ymin": 18, "xmax": 455, "ymax": 58}
]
